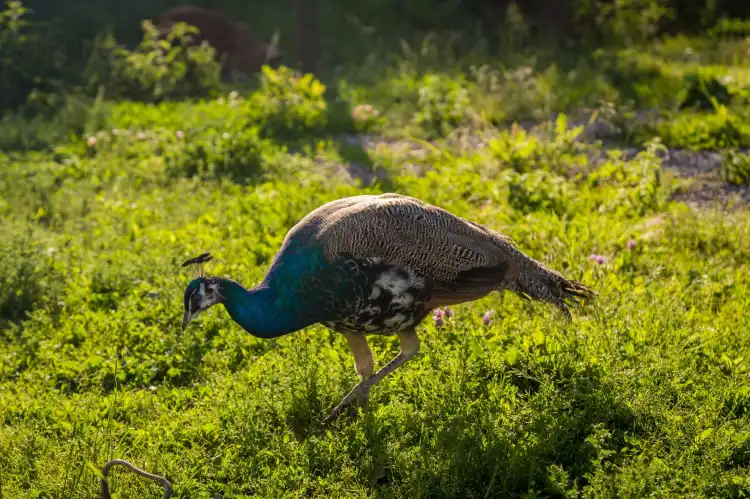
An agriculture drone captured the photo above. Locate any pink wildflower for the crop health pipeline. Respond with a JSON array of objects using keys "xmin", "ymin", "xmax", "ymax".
[
  {"xmin": 588, "ymin": 254, "xmax": 606, "ymax": 265},
  {"xmin": 482, "ymin": 311, "xmax": 493, "ymax": 326},
  {"xmin": 443, "ymin": 307, "xmax": 453, "ymax": 318},
  {"xmin": 626, "ymin": 239, "xmax": 636, "ymax": 250},
  {"xmin": 433, "ymin": 308, "xmax": 445, "ymax": 327},
  {"xmin": 86, "ymin": 136, "xmax": 97, "ymax": 147}
]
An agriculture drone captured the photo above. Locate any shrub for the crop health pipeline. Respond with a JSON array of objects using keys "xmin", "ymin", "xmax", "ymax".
[
  {"xmin": 583, "ymin": 0, "xmax": 673, "ymax": 46},
  {"xmin": 679, "ymin": 73, "xmax": 733, "ymax": 110},
  {"xmin": 0, "ymin": 227, "xmax": 64, "ymax": 325},
  {"xmin": 597, "ymin": 49, "xmax": 684, "ymax": 108},
  {"xmin": 721, "ymin": 150, "xmax": 750, "ymax": 186},
  {"xmin": 249, "ymin": 66, "xmax": 329, "ymax": 139},
  {"xmin": 164, "ymin": 126, "xmax": 274, "ymax": 183},
  {"xmin": 641, "ymin": 106, "xmax": 750, "ymax": 150},
  {"xmin": 414, "ymin": 73, "xmax": 475, "ymax": 139},
  {"xmin": 508, "ymin": 169, "xmax": 572, "ymax": 215},
  {"xmin": 86, "ymin": 20, "xmax": 222, "ymax": 103},
  {"xmin": 0, "ymin": 0, "xmax": 67, "ymax": 114},
  {"xmin": 708, "ymin": 17, "xmax": 750, "ymax": 39},
  {"xmin": 588, "ymin": 139, "xmax": 666, "ymax": 216},
  {"xmin": 488, "ymin": 114, "xmax": 588, "ymax": 176},
  {"xmin": 0, "ymin": 90, "xmax": 110, "ymax": 151}
]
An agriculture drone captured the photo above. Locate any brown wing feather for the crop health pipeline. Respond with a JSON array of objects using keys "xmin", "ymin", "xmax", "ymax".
[
  {"xmin": 307, "ymin": 194, "xmax": 519, "ymax": 283},
  {"xmin": 428, "ymin": 262, "xmax": 513, "ymax": 307},
  {"xmin": 281, "ymin": 193, "xmax": 594, "ymax": 316}
]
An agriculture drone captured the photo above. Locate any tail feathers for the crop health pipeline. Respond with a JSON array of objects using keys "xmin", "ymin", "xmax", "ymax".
[{"xmin": 507, "ymin": 265, "xmax": 596, "ymax": 320}]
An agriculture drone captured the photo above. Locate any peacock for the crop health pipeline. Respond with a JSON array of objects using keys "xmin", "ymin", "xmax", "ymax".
[{"xmin": 181, "ymin": 193, "xmax": 595, "ymax": 423}]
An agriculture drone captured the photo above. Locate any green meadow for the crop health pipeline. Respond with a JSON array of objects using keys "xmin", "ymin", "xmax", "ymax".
[{"xmin": 1, "ymin": 1, "xmax": 749, "ymax": 497}]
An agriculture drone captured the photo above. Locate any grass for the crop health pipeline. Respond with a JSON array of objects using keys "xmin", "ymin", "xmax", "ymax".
[{"xmin": 1, "ymin": 23, "xmax": 750, "ymax": 499}]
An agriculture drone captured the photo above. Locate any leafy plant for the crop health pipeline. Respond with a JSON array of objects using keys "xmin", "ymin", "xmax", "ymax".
[
  {"xmin": 86, "ymin": 20, "xmax": 221, "ymax": 102},
  {"xmin": 0, "ymin": 227, "xmax": 63, "ymax": 325},
  {"xmin": 250, "ymin": 66, "xmax": 329, "ymax": 139},
  {"xmin": 508, "ymin": 169, "xmax": 572, "ymax": 215},
  {"xmin": 488, "ymin": 114, "xmax": 587, "ymax": 175},
  {"xmin": 641, "ymin": 106, "xmax": 750, "ymax": 150},
  {"xmin": 680, "ymin": 72, "xmax": 733, "ymax": 110},
  {"xmin": 588, "ymin": 138, "xmax": 666, "ymax": 216},
  {"xmin": 0, "ymin": 0, "xmax": 67, "ymax": 113},
  {"xmin": 414, "ymin": 73, "xmax": 475, "ymax": 139},
  {"xmin": 709, "ymin": 17, "xmax": 750, "ymax": 39},
  {"xmin": 0, "ymin": 90, "xmax": 110, "ymax": 151},
  {"xmin": 722, "ymin": 150, "xmax": 750, "ymax": 186},
  {"xmin": 575, "ymin": 0, "xmax": 673, "ymax": 46},
  {"xmin": 165, "ymin": 126, "xmax": 273, "ymax": 183}
]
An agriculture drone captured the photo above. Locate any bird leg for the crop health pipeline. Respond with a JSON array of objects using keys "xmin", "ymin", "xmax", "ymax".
[
  {"xmin": 343, "ymin": 332, "xmax": 374, "ymax": 411},
  {"xmin": 324, "ymin": 329, "xmax": 420, "ymax": 424}
]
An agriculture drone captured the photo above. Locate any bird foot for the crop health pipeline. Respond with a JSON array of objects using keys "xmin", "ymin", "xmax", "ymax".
[
  {"xmin": 322, "ymin": 386, "xmax": 369, "ymax": 425},
  {"xmin": 321, "ymin": 403, "xmax": 349, "ymax": 425}
]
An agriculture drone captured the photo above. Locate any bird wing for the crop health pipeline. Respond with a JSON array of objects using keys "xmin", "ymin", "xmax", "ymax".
[{"xmin": 311, "ymin": 194, "xmax": 521, "ymax": 304}]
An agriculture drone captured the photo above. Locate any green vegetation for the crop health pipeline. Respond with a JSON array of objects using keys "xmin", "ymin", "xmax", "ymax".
[{"xmin": 1, "ymin": 0, "xmax": 750, "ymax": 497}]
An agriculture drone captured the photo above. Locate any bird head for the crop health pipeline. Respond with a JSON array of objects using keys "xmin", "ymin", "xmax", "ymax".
[
  {"xmin": 182, "ymin": 276, "xmax": 223, "ymax": 330},
  {"xmin": 181, "ymin": 252, "xmax": 221, "ymax": 331}
]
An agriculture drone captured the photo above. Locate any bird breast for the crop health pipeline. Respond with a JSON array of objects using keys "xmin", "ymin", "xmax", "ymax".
[{"xmin": 323, "ymin": 256, "xmax": 431, "ymax": 335}]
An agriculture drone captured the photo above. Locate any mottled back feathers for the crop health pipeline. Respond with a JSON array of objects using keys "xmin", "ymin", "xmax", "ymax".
[
  {"xmin": 268, "ymin": 193, "xmax": 594, "ymax": 329},
  {"xmin": 288, "ymin": 194, "xmax": 518, "ymax": 283}
]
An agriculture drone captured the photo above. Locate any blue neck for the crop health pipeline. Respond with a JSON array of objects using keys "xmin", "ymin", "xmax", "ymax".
[{"xmin": 218, "ymin": 278, "xmax": 309, "ymax": 339}]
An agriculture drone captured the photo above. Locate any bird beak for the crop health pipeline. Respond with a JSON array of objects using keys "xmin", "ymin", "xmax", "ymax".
[{"xmin": 181, "ymin": 310, "xmax": 193, "ymax": 331}]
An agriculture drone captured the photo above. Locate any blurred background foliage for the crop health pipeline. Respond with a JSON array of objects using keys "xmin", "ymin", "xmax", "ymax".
[{"xmin": 4, "ymin": 0, "xmax": 750, "ymax": 117}]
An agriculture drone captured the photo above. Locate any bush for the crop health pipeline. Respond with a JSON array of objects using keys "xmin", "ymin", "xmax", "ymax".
[
  {"xmin": 165, "ymin": 126, "xmax": 274, "ymax": 183},
  {"xmin": 641, "ymin": 106, "xmax": 750, "ymax": 150},
  {"xmin": 414, "ymin": 73, "xmax": 475, "ymax": 139},
  {"xmin": 588, "ymin": 139, "xmax": 666, "ymax": 216},
  {"xmin": 597, "ymin": 49, "xmax": 684, "ymax": 108},
  {"xmin": 508, "ymin": 169, "xmax": 572, "ymax": 215},
  {"xmin": 0, "ymin": 90, "xmax": 110, "ymax": 151},
  {"xmin": 0, "ymin": 227, "xmax": 64, "ymax": 325},
  {"xmin": 86, "ymin": 20, "xmax": 222, "ymax": 103},
  {"xmin": 576, "ymin": 0, "xmax": 674, "ymax": 46},
  {"xmin": 0, "ymin": 0, "xmax": 67, "ymax": 114},
  {"xmin": 680, "ymin": 73, "xmax": 733, "ymax": 110},
  {"xmin": 488, "ymin": 114, "xmax": 588, "ymax": 176},
  {"xmin": 721, "ymin": 150, "xmax": 750, "ymax": 186},
  {"xmin": 708, "ymin": 17, "xmax": 750, "ymax": 39},
  {"xmin": 249, "ymin": 66, "xmax": 329, "ymax": 139}
]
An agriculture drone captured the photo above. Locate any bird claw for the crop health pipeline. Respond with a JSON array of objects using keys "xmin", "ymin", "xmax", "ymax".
[
  {"xmin": 322, "ymin": 386, "xmax": 369, "ymax": 425},
  {"xmin": 322, "ymin": 401, "xmax": 351, "ymax": 425},
  {"xmin": 322, "ymin": 406, "xmax": 345, "ymax": 425}
]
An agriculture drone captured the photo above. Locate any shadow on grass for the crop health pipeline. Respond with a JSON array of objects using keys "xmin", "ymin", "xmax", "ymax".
[
  {"xmin": 292, "ymin": 361, "xmax": 648, "ymax": 497},
  {"xmin": 390, "ymin": 364, "xmax": 642, "ymax": 496}
]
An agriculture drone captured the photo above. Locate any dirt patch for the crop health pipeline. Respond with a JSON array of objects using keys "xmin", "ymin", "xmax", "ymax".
[
  {"xmin": 659, "ymin": 149, "xmax": 749, "ymax": 209},
  {"xmin": 333, "ymin": 132, "xmax": 749, "ymax": 209}
]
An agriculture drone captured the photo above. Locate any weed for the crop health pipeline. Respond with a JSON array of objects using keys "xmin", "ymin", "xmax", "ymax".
[
  {"xmin": 641, "ymin": 106, "xmax": 750, "ymax": 150},
  {"xmin": 0, "ymin": 226, "xmax": 64, "ymax": 326},
  {"xmin": 722, "ymin": 150, "xmax": 750, "ymax": 186},
  {"xmin": 85, "ymin": 21, "xmax": 221, "ymax": 103}
]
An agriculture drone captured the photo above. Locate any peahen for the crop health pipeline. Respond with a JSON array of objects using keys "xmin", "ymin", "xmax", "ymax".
[{"xmin": 181, "ymin": 193, "xmax": 595, "ymax": 422}]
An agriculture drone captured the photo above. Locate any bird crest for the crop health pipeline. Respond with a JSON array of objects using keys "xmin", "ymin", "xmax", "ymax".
[{"xmin": 181, "ymin": 252, "xmax": 214, "ymax": 278}]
